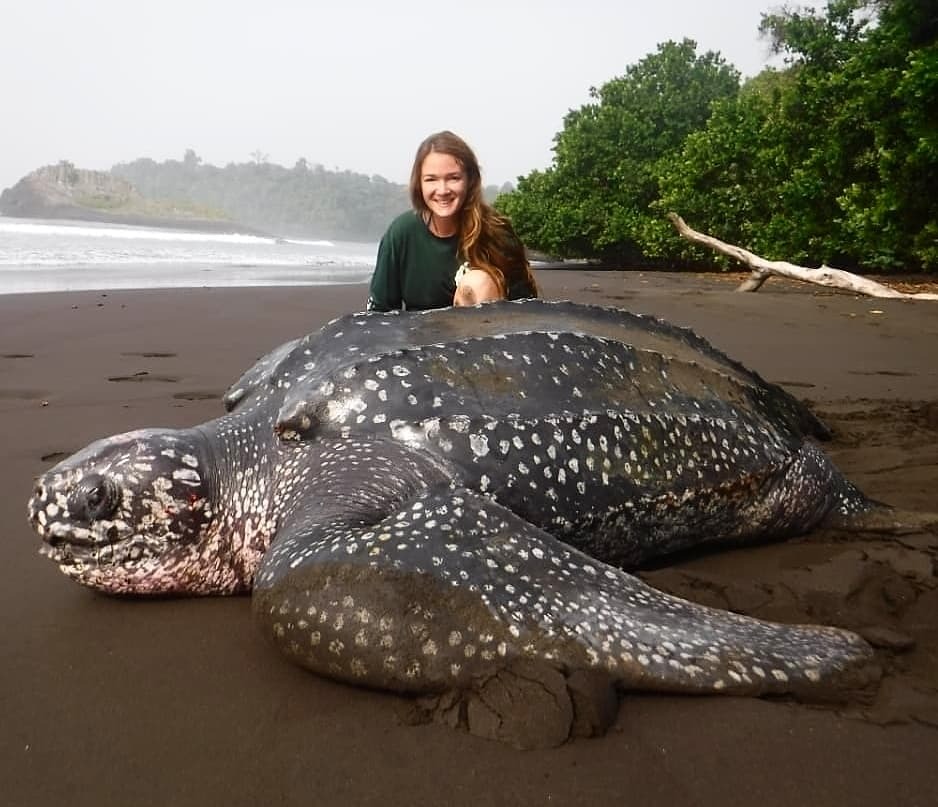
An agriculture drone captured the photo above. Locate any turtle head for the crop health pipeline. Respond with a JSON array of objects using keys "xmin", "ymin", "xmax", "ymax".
[{"xmin": 27, "ymin": 427, "xmax": 238, "ymax": 595}]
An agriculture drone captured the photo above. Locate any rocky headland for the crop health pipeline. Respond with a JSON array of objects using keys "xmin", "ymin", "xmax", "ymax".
[{"xmin": 0, "ymin": 162, "xmax": 265, "ymax": 235}]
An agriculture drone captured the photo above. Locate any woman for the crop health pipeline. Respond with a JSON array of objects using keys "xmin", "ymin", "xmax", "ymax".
[{"xmin": 366, "ymin": 131, "xmax": 538, "ymax": 311}]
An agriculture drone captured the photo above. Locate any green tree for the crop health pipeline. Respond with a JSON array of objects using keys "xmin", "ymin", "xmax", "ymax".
[
  {"xmin": 653, "ymin": 70, "xmax": 796, "ymax": 264},
  {"xmin": 659, "ymin": 0, "xmax": 937, "ymax": 271},
  {"xmin": 498, "ymin": 39, "xmax": 739, "ymax": 261}
]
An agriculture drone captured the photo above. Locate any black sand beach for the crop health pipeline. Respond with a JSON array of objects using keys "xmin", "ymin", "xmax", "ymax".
[{"xmin": 2, "ymin": 271, "xmax": 937, "ymax": 806}]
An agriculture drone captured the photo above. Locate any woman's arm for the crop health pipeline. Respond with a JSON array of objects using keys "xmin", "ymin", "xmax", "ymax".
[{"xmin": 367, "ymin": 231, "xmax": 403, "ymax": 311}]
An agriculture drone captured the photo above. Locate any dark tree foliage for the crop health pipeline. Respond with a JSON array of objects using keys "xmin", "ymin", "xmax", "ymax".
[
  {"xmin": 497, "ymin": 40, "xmax": 739, "ymax": 263},
  {"xmin": 500, "ymin": 2, "xmax": 937, "ymax": 272}
]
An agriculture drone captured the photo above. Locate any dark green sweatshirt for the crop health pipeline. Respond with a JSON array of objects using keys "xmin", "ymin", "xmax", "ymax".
[{"xmin": 367, "ymin": 211, "xmax": 536, "ymax": 311}]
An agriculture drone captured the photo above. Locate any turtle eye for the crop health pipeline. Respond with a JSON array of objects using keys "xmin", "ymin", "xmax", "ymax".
[{"xmin": 70, "ymin": 474, "xmax": 120, "ymax": 522}]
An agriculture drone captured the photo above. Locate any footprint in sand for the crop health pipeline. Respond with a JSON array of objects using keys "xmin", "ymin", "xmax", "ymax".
[
  {"xmin": 848, "ymin": 370, "xmax": 916, "ymax": 377},
  {"xmin": 172, "ymin": 391, "xmax": 220, "ymax": 401},
  {"xmin": 108, "ymin": 372, "xmax": 179, "ymax": 383}
]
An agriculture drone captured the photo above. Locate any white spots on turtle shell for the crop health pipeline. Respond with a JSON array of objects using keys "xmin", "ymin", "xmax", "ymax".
[
  {"xmin": 448, "ymin": 415, "xmax": 471, "ymax": 434},
  {"xmin": 422, "ymin": 418, "xmax": 441, "ymax": 440},
  {"xmin": 325, "ymin": 395, "xmax": 368, "ymax": 424},
  {"xmin": 469, "ymin": 433, "xmax": 489, "ymax": 458},
  {"xmin": 390, "ymin": 420, "xmax": 423, "ymax": 447},
  {"xmin": 172, "ymin": 468, "xmax": 201, "ymax": 485}
]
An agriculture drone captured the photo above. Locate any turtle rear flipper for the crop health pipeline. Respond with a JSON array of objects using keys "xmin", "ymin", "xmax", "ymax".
[
  {"xmin": 807, "ymin": 465, "xmax": 938, "ymax": 534},
  {"xmin": 253, "ymin": 485, "xmax": 877, "ymax": 746},
  {"xmin": 822, "ymin": 503, "xmax": 938, "ymax": 535}
]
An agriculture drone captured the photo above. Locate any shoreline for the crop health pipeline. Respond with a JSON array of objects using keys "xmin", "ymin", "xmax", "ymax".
[
  {"xmin": 0, "ymin": 209, "xmax": 274, "ymax": 238},
  {"xmin": 3, "ymin": 273, "xmax": 937, "ymax": 806}
]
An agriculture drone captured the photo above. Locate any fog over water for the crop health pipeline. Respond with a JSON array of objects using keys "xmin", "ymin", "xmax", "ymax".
[{"xmin": 2, "ymin": 1, "xmax": 781, "ymax": 191}]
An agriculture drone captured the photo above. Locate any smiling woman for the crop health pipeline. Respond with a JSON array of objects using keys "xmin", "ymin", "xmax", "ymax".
[{"xmin": 366, "ymin": 130, "xmax": 539, "ymax": 311}]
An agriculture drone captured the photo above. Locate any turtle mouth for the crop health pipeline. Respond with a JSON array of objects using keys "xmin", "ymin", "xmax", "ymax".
[
  {"xmin": 40, "ymin": 541, "xmax": 126, "ymax": 569},
  {"xmin": 29, "ymin": 485, "xmax": 131, "ymax": 565},
  {"xmin": 35, "ymin": 522, "xmax": 169, "ymax": 581},
  {"xmin": 36, "ymin": 520, "xmax": 131, "ymax": 565}
]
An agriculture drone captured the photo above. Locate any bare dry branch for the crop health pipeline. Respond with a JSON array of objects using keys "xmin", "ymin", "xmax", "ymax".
[{"xmin": 667, "ymin": 213, "xmax": 938, "ymax": 300}]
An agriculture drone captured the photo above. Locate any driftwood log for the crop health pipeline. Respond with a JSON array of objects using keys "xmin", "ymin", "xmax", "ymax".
[{"xmin": 667, "ymin": 213, "xmax": 938, "ymax": 300}]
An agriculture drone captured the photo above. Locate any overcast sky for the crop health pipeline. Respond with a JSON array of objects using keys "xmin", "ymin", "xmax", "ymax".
[{"xmin": 1, "ymin": 0, "xmax": 783, "ymax": 193}]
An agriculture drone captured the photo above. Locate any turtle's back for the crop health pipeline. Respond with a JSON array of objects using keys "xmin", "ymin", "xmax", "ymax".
[
  {"xmin": 257, "ymin": 301, "xmax": 845, "ymax": 566},
  {"xmin": 254, "ymin": 300, "xmax": 825, "ymax": 440}
]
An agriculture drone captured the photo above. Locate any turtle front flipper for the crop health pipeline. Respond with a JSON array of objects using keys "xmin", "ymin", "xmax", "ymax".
[
  {"xmin": 253, "ymin": 485, "xmax": 877, "ymax": 747},
  {"xmin": 223, "ymin": 337, "xmax": 301, "ymax": 411}
]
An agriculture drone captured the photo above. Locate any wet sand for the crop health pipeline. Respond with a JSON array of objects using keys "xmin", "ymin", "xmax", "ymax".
[{"xmin": 2, "ymin": 271, "xmax": 936, "ymax": 806}]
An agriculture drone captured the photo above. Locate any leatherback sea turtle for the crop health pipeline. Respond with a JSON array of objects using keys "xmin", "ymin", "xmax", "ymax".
[{"xmin": 28, "ymin": 299, "xmax": 887, "ymax": 746}]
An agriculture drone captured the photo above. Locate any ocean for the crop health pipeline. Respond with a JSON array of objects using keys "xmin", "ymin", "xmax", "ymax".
[{"xmin": 0, "ymin": 216, "xmax": 378, "ymax": 295}]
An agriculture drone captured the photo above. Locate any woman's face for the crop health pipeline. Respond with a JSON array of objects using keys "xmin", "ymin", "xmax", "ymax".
[{"xmin": 420, "ymin": 151, "xmax": 467, "ymax": 223}]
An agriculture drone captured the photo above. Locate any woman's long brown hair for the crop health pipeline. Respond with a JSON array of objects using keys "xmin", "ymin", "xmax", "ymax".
[{"xmin": 409, "ymin": 131, "xmax": 539, "ymax": 297}]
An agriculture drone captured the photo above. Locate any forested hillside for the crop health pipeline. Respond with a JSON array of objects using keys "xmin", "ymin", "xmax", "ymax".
[
  {"xmin": 112, "ymin": 154, "xmax": 410, "ymax": 240},
  {"xmin": 497, "ymin": 0, "xmax": 937, "ymax": 273}
]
